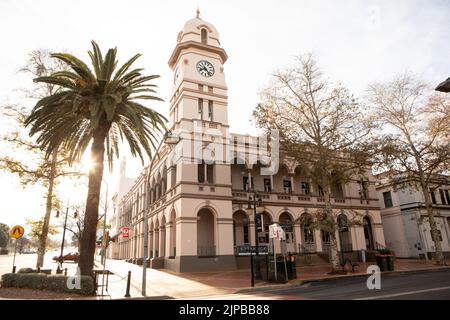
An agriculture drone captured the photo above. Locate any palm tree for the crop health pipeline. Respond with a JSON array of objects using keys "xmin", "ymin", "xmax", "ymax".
[{"xmin": 25, "ymin": 41, "xmax": 167, "ymax": 276}]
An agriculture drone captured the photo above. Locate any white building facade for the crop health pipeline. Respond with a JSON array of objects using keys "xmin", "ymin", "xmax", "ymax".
[
  {"xmin": 376, "ymin": 174, "xmax": 450, "ymax": 259},
  {"xmin": 110, "ymin": 14, "xmax": 386, "ymax": 272}
]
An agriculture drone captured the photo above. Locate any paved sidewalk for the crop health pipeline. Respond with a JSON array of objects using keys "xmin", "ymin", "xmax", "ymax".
[{"xmin": 99, "ymin": 257, "xmax": 450, "ymax": 299}]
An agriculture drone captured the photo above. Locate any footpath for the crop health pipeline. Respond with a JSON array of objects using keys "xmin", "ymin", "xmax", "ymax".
[{"xmin": 97, "ymin": 258, "xmax": 450, "ymax": 299}]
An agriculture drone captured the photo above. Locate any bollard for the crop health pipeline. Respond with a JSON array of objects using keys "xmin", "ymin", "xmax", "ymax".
[
  {"xmin": 37, "ymin": 267, "xmax": 40, "ymax": 273},
  {"xmin": 12, "ymin": 266, "xmax": 16, "ymax": 274},
  {"xmin": 64, "ymin": 268, "xmax": 67, "ymax": 276},
  {"xmin": 124, "ymin": 271, "xmax": 131, "ymax": 298}
]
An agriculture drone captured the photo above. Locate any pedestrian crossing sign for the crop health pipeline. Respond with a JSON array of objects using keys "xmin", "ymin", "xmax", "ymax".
[{"xmin": 10, "ymin": 225, "xmax": 24, "ymax": 239}]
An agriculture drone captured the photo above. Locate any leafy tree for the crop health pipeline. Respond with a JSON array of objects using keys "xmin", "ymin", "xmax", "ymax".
[
  {"xmin": 26, "ymin": 218, "xmax": 59, "ymax": 248},
  {"xmin": 25, "ymin": 41, "xmax": 167, "ymax": 276},
  {"xmin": 0, "ymin": 50, "xmax": 83, "ymax": 268},
  {"xmin": 0, "ymin": 223, "xmax": 9, "ymax": 248},
  {"xmin": 368, "ymin": 73, "xmax": 450, "ymax": 264},
  {"xmin": 253, "ymin": 54, "xmax": 374, "ymax": 272}
]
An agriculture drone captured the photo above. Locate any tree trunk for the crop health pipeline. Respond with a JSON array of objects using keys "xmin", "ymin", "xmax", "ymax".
[
  {"xmin": 79, "ymin": 128, "xmax": 107, "ymax": 277},
  {"xmin": 324, "ymin": 188, "xmax": 340, "ymax": 271},
  {"xmin": 36, "ymin": 149, "xmax": 58, "ymax": 268},
  {"xmin": 419, "ymin": 179, "xmax": 444, "ymax": 264}
]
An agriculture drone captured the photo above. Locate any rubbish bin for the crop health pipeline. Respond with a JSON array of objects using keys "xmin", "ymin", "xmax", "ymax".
[
  {"xmin": 375, "ymin": 254, "xmax": 388, "ymax": 272},
  {"xmin": 386, "ymin": 255, "xmax": 395, "ymax": 271}
]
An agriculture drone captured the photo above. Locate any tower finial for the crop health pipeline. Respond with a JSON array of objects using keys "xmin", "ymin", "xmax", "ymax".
[{"xmin": 196, "ymin": 7, "xmax": 200, "ymax": 19}]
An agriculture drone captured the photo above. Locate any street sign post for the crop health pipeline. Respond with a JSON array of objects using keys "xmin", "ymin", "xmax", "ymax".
[
  {"xmin": 10, "ymin": 225, "xmax": 24, "ymax": 273},
  {"xmin": 269, "ymin": 223, "xmax": 288, "ymax": 281}
]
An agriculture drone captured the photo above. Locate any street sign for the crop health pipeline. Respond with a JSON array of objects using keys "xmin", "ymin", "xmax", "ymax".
[
  {"xmin": 10, "ymin": 225, "xmax": 24, "ymax": 239},
  {"xmin": 235, "ymin": 245, "xmax": 269, "ymax": 256},
  {"xmin": 122, "ymin": 227, "xmax": 129, "ymax": 238},
  {"xmin": 269, "ymin": 223, "xmax": 285, "ymax": 240}
]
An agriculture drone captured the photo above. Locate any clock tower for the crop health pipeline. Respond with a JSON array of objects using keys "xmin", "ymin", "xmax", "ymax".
[{"xmin": 168, "ymin": 10, "xmax": 229, "ymax": 134}]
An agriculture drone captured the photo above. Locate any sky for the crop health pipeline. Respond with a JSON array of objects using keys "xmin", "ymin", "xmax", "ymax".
[{"xmin": 0, "ymin": 0, "xmax": 449, "ymax": 233}]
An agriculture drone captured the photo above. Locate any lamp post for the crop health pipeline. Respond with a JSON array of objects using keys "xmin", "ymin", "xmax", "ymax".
[
  {"xmin": 56, "ymin": 202, "xmax": 78, "ymax": 273},
  {"xmin": 142, "ymin": 130, "xmax": 180, "ymax": 296},
  {"xmin": 246, "ymin": 188, "xmax": 264, "ymax": 284}
]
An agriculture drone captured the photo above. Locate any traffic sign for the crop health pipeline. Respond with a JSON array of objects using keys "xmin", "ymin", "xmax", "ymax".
[
  {"xmin": 122, "ymin": 227, "xmax": 129, "ymax": 238},
  {"xmin": 10, "ymin": 225, "xmax": 24, "ymax": 239}
]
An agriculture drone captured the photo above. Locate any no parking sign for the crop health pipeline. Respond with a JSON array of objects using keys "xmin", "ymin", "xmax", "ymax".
[{"xmin": 122, "ymin": 227, "xmax": 129, "ymax": 238}]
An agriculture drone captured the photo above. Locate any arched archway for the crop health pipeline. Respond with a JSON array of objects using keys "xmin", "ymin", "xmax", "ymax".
[
  {"xmin": 300, "ymin": 213, "xmax": 316, "ymax": 253},
  {"xmin": 273, "ymin": 164, "xmax": 292, "ymax": 194},
  {"xmin": 197, "ymin": 208, "xmax": 216, "ymax": 256},
  {"xmin": 233, "ymin": 211, "xmax": 249, "ymax": 246},
  {"xmin": 279, "ymin": 212, "xmax": 296, "ymax": 252},
  {"xmin": 338, "ymin": 214, "xmax": 352, "ymax": 253},
  {"xmin": 363, "ymin": 216, "xmax": 375, "ymax": 250}
]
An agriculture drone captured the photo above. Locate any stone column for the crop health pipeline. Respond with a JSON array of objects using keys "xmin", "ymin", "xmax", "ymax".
[
  {"xmin": 294, "ymin": 223, "xmax": 302, "ymax": 253},
  {"xmin": 314, "ymin": 229, "xmax": 322, "ymax": 252}
]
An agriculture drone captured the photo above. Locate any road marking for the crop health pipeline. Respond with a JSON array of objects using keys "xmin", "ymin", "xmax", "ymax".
[{"xmin": 355, "ymin": 286, "xmax": 450, "ymax": 300}]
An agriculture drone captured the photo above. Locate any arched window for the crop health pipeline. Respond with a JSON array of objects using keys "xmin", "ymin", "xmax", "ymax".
[{"xmin": 201, "ymin": 29, "xmax": 207, "ymax": 44}]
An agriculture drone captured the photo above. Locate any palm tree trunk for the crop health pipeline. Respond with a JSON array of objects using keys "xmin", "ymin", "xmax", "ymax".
[
  {"xmin": 79, "ymin": 129, "xmax": 107, "ymax": 277},
  {"xmin": 36, "ymin": 149, "xmax": 58, "ymax": 268}
]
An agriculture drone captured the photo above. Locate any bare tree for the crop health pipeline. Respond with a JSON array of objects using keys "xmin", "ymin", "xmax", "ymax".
[
  {"xmin": 0, "ymin": 50, "xmax": 84, "ymax": 268},
  {"xmin": 253, "ymin": 54, "xmax": 375, "ymax": 272},
  {"xmin": 368, "ymin": 73, "xmax": 450, "ymax": 264}
]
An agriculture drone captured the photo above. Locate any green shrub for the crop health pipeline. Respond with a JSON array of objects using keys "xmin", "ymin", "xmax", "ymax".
[
  {"xmin": 378, "ymin": 248, "xmax": 392, "ymax": 255},
  {"xmin": 1, "ymin": 273, "xmax": 17, "ymax": 287},
  {"xmin": 47, "ymin": 275, "xmax": 67, "ymax": 292},
  {"xmin": 17, "ymin": 267, "xmax": 35, "ymax": 274},
  {"xmin": 16, "ymin": 274, "xmax": 47, "ymax": 289},
  {"xmin": 78, "ymin": 276, "xmax": 95, "ymax": 295},
  {"xmin": 0, "ymin": 273, "xmax": 95, "ymax": 296}
]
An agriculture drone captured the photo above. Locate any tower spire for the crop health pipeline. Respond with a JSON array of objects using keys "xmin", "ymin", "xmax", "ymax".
[{"xmin": 196, "ymin": 7, "xmax": 201, "ymax": 19}]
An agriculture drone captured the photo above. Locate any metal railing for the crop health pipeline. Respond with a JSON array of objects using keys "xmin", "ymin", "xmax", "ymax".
[
  {"xmin": 197, "ymin": 245, "xmax": 216, "ymax": 257},
  {"xmin": 299, "ymin": 242, "xmax": 317, "ymax": 254}
]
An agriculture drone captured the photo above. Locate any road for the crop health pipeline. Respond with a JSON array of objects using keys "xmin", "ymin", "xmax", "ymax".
[
  {"xmin": 188, "ymin": 269, "xmax": 450, "ymax": 300},
  {"xmin": 0, "ymin": 249, "xmax": 80, "ymax": 276}
]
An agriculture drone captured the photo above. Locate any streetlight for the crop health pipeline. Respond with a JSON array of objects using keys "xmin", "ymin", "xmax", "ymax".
[
  {"xmin": 246, "ymin": 188, "xmax": 264, "ymax": 286},
  {"xmin": 142, "ymin": 130, "xmax": 180, "ymax": 296},
  {"xmin": 55, "ymin": 202, "xmax": 78, "ymax": 273},
  {"xmin": 435, "ymin": 78, "xmax": 450, "ymax": 93}
]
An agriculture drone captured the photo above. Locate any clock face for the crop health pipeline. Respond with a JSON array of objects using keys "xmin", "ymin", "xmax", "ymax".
[{"xmin": 196, "ymin": 60, "xmax": 215, "ymax": 77}]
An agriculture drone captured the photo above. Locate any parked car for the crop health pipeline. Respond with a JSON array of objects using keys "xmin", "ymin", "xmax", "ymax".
[
  {"xmin": 22, "ymin": 248, "xmax": 36, "ymax": 254},
  {"xmin": 53, "ymin": 252, "xmax": 80, "ymax": 263}
]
